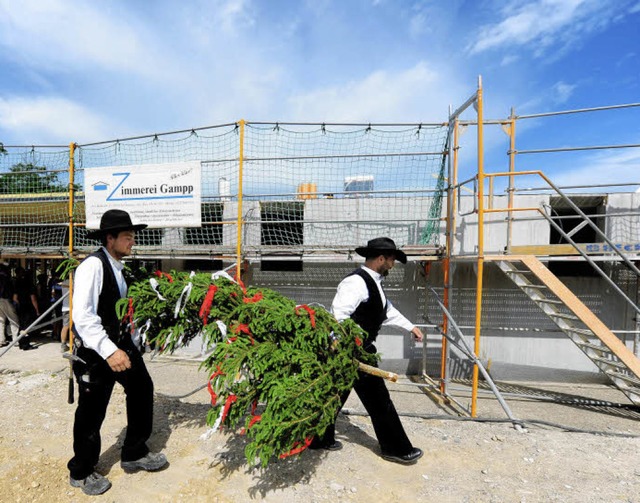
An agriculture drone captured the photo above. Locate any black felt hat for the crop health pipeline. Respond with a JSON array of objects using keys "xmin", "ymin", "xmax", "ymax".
[
  {"xmin": 355, "ymin": 237, "xmax": 407, "ymax": 264},
  {"xmin": 86, "ymin": 209, "xmax": 147, "ymax": 240}
]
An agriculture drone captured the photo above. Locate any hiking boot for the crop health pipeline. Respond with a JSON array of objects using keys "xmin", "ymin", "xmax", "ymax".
[
  {"xmin": 69, "ymin": 472, "xmax": 112, "ymax": 495},
  {"xmin": 121, "ymin": 452, "xmax": 168, "ymax": 473}
]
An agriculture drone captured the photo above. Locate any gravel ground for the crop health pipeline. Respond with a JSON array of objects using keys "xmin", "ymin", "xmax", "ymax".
[{"xmin": 1, "ymin": 336, "xmax": 639, "ymax": 502}]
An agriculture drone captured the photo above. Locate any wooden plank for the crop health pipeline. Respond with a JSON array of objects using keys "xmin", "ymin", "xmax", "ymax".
[
  {"xmin": 519, "ymin": 255, "xmax": 640, "ymax": 378},
  {"xmin": 510, "ymin": 244, "xmax": 578, "ymax": 256},
  {"xmin": 510, "ymin": 243, "xmax": 640, "ymax": 256}
]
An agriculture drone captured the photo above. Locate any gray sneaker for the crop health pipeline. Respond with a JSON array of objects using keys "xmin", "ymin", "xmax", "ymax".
[
  {"xmin": 69, "ymin": 472, "xmax": 112, "ymax": 495},
  {"xmin": 121, "ymin": 452, "xmax": 168, "ymax": 473}
]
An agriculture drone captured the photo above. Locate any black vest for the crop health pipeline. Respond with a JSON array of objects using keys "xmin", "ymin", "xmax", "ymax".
[
  {"xmin": 347, "ymin": 268, "xmax": 388, "ymax": 344},
  {"xmin": 75, "ymin": 248, "xmax": 123, "ymax": 345}
]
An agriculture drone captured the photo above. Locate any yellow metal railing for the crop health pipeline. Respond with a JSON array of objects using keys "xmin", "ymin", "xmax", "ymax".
[
  {"xmin": 235, "ymin": 119, "xmax": 245, "ymax": 279},
  {"xmin": 471, "ymin": 76, "xmax": 485, "ymax": 417}
]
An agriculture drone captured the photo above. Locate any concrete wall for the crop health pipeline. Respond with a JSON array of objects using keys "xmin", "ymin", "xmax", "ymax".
[
  {"xmin": 606, "ymin": 192, "xmax": 640, "ymax": 243},
  {"xmin": 453, "ymin": 194, "xmax": 550, "ymax": 254},
  {"xmin": 162, "ymin": 192, "xmax": 640, "ymax": 383},
  {"xmin": 240, "ymin": 259, "xmax": 638, "ymax": 383}
]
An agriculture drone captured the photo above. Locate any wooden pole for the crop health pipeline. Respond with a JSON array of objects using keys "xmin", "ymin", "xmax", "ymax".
[{"xmin": 357, "ymin": 361, "xmax": 398, "ymax": 382}]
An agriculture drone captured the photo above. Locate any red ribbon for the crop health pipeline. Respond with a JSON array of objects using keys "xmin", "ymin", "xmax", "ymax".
[
  {"xmin": 233, "ymin": 273, "xmax": 247, "ymax": 294},
  {"xmin": 199, "ymin": 285, "xmax": 218, "ymax": 325},
  {"xmin": 279, "ymin": 437, "xmax": 313, "ymax": 459},
  {"xmin": 295, "ymin": 305, "xmax": 316, "ymax": 328},
  {"xmin": 219, "ymin": 394, "xmax": 238, "ymax": 429},
  {"xmin": 233, "ymin": 323, "xmax": 255, "ymax": 345},
  {"xmin": 207, "ymin": 366, "xmax": 225, "ymax": 405},
  {"xmin": 154, "ymin": 270, "xmax": 174, "ymax": 283},
  {"xmin": 240, "ymin": 414, "xmax": 262, "ymax": 435},
  {"xmin": 207, "ymin": 387, "xmax": 218, "ymax": 406},
  {"xmin": 234, "ymin": 323, "xmax": 251, "ymax": 335},
  {"xmin": 125, "ymin": 297, "xmax": 135, "ymax": 333},
  {"xmin": 243, "ymin": 292, "xmax": 263, "ymax": 304},
  {"xmin": 248, "ymin": 415, "xmax": 262, "ymax": 429}
]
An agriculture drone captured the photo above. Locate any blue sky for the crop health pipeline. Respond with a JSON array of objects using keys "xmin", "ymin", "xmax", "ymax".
[{"xmin": 0, "ymin": 0, "xmax": 639, "ymax": 189}]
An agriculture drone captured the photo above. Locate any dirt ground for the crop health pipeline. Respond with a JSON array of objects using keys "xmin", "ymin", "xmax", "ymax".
[{"xmin": 1, "ymin": 335, "xmax": 639, "ymax": 503}]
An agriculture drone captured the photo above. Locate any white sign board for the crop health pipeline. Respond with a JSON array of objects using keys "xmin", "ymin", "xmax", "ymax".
[{"xmin": 84, "ymin": 161, "xmax": 202, "ymax": 229}]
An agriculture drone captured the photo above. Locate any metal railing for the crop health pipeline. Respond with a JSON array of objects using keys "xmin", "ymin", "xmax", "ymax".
[{"xmin": 483, "ymin": 170, "xmax": 640, "ymax": 318}]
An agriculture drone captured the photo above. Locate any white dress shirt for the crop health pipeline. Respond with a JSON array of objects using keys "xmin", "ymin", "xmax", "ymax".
[
  {"xmin": 72, "ymin": 247, "xmax": 128, "ymax": 360},
  {"xmin": 331, "ymin": 265, "xmax": 415, "ymax": 332}
]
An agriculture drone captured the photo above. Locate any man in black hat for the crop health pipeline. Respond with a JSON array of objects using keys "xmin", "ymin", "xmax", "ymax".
[
  {"xmin": 68, "ymin": 209, "xmax": 168, "ymax": 496},
  {"xmin": 310, "ymin": 237, "xmax": 424, "ymax": 464}
]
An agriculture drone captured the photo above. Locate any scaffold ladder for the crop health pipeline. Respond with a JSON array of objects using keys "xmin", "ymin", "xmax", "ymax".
[{"xmin": 491, "ymin": 255, "xmax": 640, "ymax": 406}]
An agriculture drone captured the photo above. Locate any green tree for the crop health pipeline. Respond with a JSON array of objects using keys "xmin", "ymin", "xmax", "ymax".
[
  {"xmin": 118, "ymin": 271, "xmax": 378, "ymax": 467},
  {"xmin": 0, "ymin": 162, "xmax": 71, "ymax": 194}
]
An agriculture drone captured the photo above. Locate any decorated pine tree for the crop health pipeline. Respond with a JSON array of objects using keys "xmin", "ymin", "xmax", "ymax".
[{"xmin": 116, "ymin": 269, "xmax": 378, "ymax": 466}]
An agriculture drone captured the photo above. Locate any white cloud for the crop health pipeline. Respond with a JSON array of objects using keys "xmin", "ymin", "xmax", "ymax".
[
  {"xmin": 467, "ymin": 0, "xmax": 627, "ymax": 58},
  {"xmin": 286, "ymin": 61, "xmax": 464, "ymax": 122},
  {"xmin": 514, "ymin": 79, "xmax": 580, "ymax": 113},
  {"xmin": 0, "ymin": 0, "xmax": 165, "ymax": 78},
  {"xmin": 409, "ymin": 12, "xmax": 427, "ymax": 38},
  {"xmin": 0, "ymin": 0, "xmax": 275, "ymax": 135},
  {"xmin": 500, "ymin": 54, "xmax": 520, "ymax": 66},
  {"xmin": 0, "ymin": 1, "xmax": 523, "ymax": 145},
  {"xmin": 218, "ymin": 0, "xmax": 255, "ymax": 32},
  {"xmin": 551, "ymin": 81, "xmax": 577, "ymax": 104},
  {"xmin": 185, "ymin": 0, "xmax": 256, "ymax": 43},
  {"xmin": 550, "ymin": 148, "xmax": 640, "ymax": 189},
  {"xmin": 0, "ymin": 96, "xmax": 116, "ymax": 144}
]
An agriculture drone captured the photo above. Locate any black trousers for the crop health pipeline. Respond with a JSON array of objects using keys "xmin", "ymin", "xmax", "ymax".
[
  {"xmin": 67, "ymin": 343, "xmax": 154, "ymax": 480},
  {"xmin": 313, "ymin": 352, "xmax": 413, "ymax": 456}
]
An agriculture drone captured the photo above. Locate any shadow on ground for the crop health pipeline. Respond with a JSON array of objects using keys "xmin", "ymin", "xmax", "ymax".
[
  {"xmin": 97, "ymin": 394, "xmax": 210, "ymax": 474},
  {"xmin": 205, "ymin": 414, "xmax": 380, "ymax": 499}
]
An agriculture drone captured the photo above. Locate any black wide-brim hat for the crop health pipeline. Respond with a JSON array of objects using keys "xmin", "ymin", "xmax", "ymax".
[
  {"xmin": 86, "ymin": 209, "xmax": 148, "ymax": 240},
  {"xmin": 355, "ymin": 237, "xmax": 407, "ymax": 264}
]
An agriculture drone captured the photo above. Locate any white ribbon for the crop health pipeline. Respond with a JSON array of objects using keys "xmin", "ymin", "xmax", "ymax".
[
  {"xmin": 174, "ymin": 282, "xmax": 193, "ymax": 318},
  {"xmin": 204, "ymin": 397, "xmax": 225, "ymax": 434},
  {"xmin": 215, "ymin": 320, "xmax": 228, "ymax": 338},
  {"xmin": 200, "ymin": 424, "xmax": 219, "ymax": 440},
  {"xmin": 138, "ymin": 319, "xmax": 152, "ymax": 345},
  {"xmin": 148, "ymin": 278, "xmax": 166, "ymax": 301},
  {"xmin": 211, "ymin": 270, "xmax": 236, "ymax": 283}
]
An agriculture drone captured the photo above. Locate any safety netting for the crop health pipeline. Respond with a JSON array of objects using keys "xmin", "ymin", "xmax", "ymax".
[
  {"xmin": 241, "ymin": 123, "xmax": 448, "ymax": 255},
  {"xmin": 1, "ymin": 121, "xmax": 449, "ymax": 258},
  {"xmin": 0, "ymin": 146, "xmax": 71, "ymax": 254}
]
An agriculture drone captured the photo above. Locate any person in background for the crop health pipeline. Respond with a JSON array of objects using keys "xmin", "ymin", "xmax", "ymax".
[
  {"xmin": 310, "ymin": 237, "xmax": 424, "ymax": 465},
  {"xmin": 36, "ymin": 272, "xmax": 51, "ymax": 335},
  {"xmin": 11, "ymin": 267, "xmax": 38, "ymax": 350},
  {"xmin": 0, "ymin": 264, "xmax": 20, "ymax": 348},
  {"xmin": 68, "ymin": 209, "xmax": 168, "ymax": 496}
]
